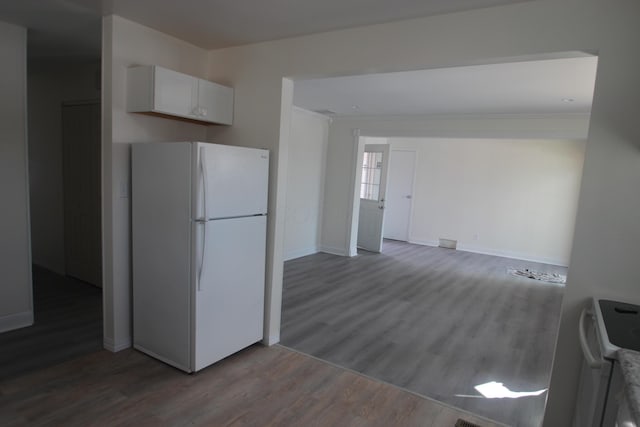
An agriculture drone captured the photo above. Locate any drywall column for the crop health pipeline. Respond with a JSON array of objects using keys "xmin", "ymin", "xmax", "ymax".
[
  {"xmin": 0, "ymin": 21, "xmax": 32, "ymax": 333},
  {"xmin": 283, "ymin": 107, "xmax": 330, "ymax": 261},
  {"xmin": 101, "ymin": 16, "xmax": 116, "ymax": 351}
]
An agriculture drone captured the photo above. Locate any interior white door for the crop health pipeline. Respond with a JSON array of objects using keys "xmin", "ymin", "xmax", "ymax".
[
  {"xmin": 384, "ymin": 150, "xmax": 416, "ymax": 241},
  {"xmin": 62, "ymin": 102, "xmax": 102, "ymax": 286},
  {"xmin": 197, "ymin": 143, "xmax": 269, "ymax": 219},
  {"xmin": 194, "ymin": 215, "xmax": 266, "ymax": 371},
  {"xmin": 357, "ymin": 144, "xmax": 390, "ymax": 253}
]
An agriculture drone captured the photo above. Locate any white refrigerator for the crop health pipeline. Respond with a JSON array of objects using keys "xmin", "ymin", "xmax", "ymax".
[{"xmin": 131, "ymin": 142, "xmax": 268, "ymax": 372}]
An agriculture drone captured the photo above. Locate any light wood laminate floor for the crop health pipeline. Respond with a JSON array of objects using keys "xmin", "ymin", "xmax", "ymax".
[
  {"xmin": 0, "ymin": 344, "xmax": 503, "ymax": 427},
  {"xmin": 281, "ymin": 240, "xmax": 565, "ymax": 427}
]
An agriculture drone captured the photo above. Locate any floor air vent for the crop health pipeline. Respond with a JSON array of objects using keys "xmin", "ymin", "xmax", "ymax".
[
  {"xmin": 439, "ymin": 238, "xmax": 457, "ymax": 249},
  {"xmin": 312, "ymin": 109, "xmax": 336, "ymax": 116},
  {"xmin": 455, "ymin": 419, "xmax": 482, "ymax": 427}
]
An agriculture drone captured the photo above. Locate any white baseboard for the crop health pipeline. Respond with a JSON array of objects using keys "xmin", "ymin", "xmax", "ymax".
[
  {"xmin": 318, "ymin": 245, "xmax": 349, "ymax": 256},
  {"xmin": 406, "ymin": 239, "xmax": 568, "ymax": 267},
  {"xmin": 284, "ymin": 246, "xmax": 319, "ymax": 261},
  {"xmin": 103, "ymin": 336, "xmax": 132, "ymax": 353},
  {"xmin": 0, "ymin": 310, "xmax": 33, "ymax": 333},
  {"xmin": 456, "ymin": 243, "xmax": 568, "ymax": 267},
  {"xmin": 263, "ymin": 333, "xmax": 280, "ymax": 346}
]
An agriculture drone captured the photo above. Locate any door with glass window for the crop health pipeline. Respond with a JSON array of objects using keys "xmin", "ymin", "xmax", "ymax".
[{"xmin": 357, "ymin": 144, "xmax": 390, "ymax": 252}]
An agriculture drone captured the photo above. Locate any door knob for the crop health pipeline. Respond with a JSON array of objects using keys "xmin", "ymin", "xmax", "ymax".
[{"xmin": 406, "ymin": 195, "xmax": 412, "ymax": 199}]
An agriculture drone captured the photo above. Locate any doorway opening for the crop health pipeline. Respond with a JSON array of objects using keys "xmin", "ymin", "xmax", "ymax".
[
  {"xmin": 0, "ymin": 57, "xmax": 104, "ymax": 381},
  {"xmin": 355, "ymin": 140, "xmax": 419, "ymax": 253},
  {"xmin": 383, "ymin": 149, "xmax": 416, "ymax": 242},
  {"xmin": 356, "ymin": 141, "xmax": 390, "ymax": 253},
  {"xmin": 62, "ymin": 101, "xmax": 102, "ymax": 287},
  {"xmin": 281, "ymin": 53, "xmax": 599, "ymax": 427}
]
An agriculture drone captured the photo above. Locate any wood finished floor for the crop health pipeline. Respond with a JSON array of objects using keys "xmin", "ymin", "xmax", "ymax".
[
  {"xmin": 0, "ymin": 266, "xmax": 102, "ymax": 381},
  {"xmin": 281, "ymin": 240, "xmax": 566, "ymax": 427},
  {"xmin": 0, "ymin": 344, "xmax": 503, "ymax": 427}
]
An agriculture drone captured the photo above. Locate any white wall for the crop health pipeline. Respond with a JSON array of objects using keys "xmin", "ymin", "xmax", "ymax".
[
  {"xmin": 283, "ymin": 108, "xmax": 329, "ymax": 260},
  {"xmin": 0, "ymin": 21, "xmax": 32, "ymax": 333},
  {"xmin": 202, "ymin": 1, "xmax": 640, "ymax": 425},
  {"xmin": 327, "ymin": 114, "xmax": 590, "ymax": 258},
  {"xmin": 102, "ymin": 15, "xmax": 210, "ymax": 351},
  {"xmin": 28, "ymin": 60, "xmax": 101, "ymax": 274},
  {"xmin": 387, "ymin": 136, "xmax": 586, "ymax": 266}
]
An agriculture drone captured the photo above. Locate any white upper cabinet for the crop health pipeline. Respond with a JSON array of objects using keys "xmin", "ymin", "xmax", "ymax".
[
  {"xmin": 154, "ymin": 66, "xmax": 198, "ymax": 118},
  {"xmin": 127, "ymin": 65, "xmax": 233, "ymax": 125},
  {"xmin": 197, "ymin": 79, "xmax": 234, "ymax": 125}
]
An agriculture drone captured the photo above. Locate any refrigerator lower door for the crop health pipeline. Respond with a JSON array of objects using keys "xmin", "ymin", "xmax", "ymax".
[{"xmin": 193, "ymin": 215, "xmax": 266, "ymax": 371}]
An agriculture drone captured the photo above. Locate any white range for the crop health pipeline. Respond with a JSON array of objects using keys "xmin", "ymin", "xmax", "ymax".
[{"xmin": 575, "ymin": 298, "xmax": 640, "ymax": 427}]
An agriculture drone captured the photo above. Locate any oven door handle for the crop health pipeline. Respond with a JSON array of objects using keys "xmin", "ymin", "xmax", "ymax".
[{"xmin": 579, "ymin": 307, "xmax": 603, "ymax": 369}]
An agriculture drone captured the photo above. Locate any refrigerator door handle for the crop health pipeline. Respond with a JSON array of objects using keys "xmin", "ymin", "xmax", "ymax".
[
  {"xmin": 579, "ymin": 307, "xmax": 603, "ymax": 368},
  {"xmin": 197, "ymin": 221, "xmax": 207, "ymax": 292},
  {"xmin": 200, "ymin": 146, "xmax": 209, "ymax": 221}
]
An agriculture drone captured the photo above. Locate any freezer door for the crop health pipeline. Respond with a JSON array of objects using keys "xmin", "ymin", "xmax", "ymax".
[
  {"xmin": 195, "ymin": 143, "xmax": 268, "ymax": 220},
  {"xmin": 193, "ymin": 215, "xmax": 266, "ymax": 371}
]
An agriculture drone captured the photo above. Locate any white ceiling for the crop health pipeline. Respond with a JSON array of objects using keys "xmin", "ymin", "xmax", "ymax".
[
  {"xmin": 0, "ymin": 0, "xmax": 597, "ymax": 117},
  {"xmin": 0, "ymin": 0, "xmax": 529, "ymax": 58},
  {"xmin": 0, "ymin": 0, "xmax": 103, "ymax": 59},
  {"xmin": 293, "ymin": 56, "xmax": 599, "ymax": 117}
]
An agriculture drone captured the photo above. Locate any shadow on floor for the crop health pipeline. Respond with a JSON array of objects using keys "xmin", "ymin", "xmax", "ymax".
[{"xmin": 0, "ymin": 266, "xmax": 102, "ymax": 381}]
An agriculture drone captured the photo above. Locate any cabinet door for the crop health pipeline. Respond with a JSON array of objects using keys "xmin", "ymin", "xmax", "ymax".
[
  {"xmin": 154, "ymin": 67, "xmax": 198, "ymax": 118},
  {"xmin": 197, "ymin": 79, "xmax": 233, "ymax": 125}
]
